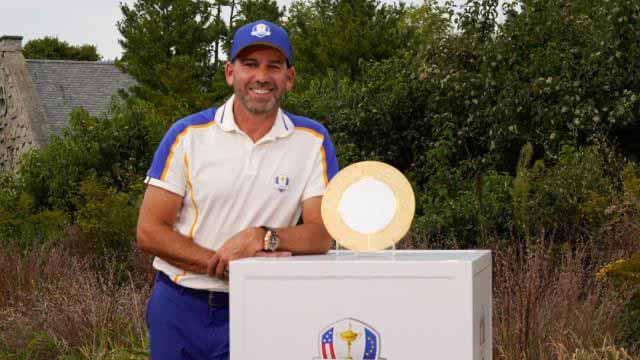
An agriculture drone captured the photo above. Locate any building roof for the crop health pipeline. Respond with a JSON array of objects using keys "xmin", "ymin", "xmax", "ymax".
[{"xmin": 25, "ymin": 59, "xmax": 136, "ymax": 136}]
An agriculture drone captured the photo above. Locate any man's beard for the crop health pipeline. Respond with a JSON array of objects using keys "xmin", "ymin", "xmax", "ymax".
[{"xmin": 237, "ymin": 84, "xmax": 283, "ymax": 115}]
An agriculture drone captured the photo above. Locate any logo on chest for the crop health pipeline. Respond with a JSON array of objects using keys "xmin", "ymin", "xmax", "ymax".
[{"xmin": 274, "ymin": 175, "xmax": 290, "ymax": 192}]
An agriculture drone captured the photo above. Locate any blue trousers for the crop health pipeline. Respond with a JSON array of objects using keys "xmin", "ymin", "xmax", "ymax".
[{"xmin": 147, "ymin": 272, "xmax": 230, "ymax": 360}]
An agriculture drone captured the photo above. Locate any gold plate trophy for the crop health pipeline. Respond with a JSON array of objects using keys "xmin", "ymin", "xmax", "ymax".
[{"xmin": 321, "ymin": 161, "xmax": 415, "ymax": 252}]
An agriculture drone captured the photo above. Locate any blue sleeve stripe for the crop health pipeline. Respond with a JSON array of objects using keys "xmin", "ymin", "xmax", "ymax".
[
  {"xmin": 160, "ymin": 126, "xmax": 190, "ymax": 181},
  {"xmin": 294, "ymin": 127, "xmax": 339, "ymax": 186},
  {"xmin": 323, "ymin": 134, "xmax": 339, "ymax": 182},
  {"xmin": 287, "ymin": 112, "xmax": 339, "ymax": 185},
  {"xmin": 147, "ymin": 109, "xmax": 217, "ymax": 180},
  {"xmin": 294, "ymin": 128, "xmax": 329, "ymax": 185}
]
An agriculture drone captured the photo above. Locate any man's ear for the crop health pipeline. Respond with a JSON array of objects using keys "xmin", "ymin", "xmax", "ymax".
[
  {"xmin": 225, "ymin": 62, "xmax": 234, "ymax": 87},
  {"xmin": 286, "ymin": 66, "xmax": 296, "ymax": 91}
]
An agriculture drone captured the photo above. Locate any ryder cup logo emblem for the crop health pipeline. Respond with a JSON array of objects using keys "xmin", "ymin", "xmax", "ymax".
[
  {"xmin": 275, "ymin": 175, "xmax": 289, "ymax": 192},
  {"xmin": 314, "ymin": 318, "xmax": 386, "ymax": 359},
  {"xmin": 251, "ymin": 23, "xmax": 271, "ymax": 38}
]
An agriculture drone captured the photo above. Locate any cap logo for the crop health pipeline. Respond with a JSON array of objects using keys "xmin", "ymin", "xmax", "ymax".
[{"xmin": 251, "ymin": 23, "xmax": 271, "ymax": 38}]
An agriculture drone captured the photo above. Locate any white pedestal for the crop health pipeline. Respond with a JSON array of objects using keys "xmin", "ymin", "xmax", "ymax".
[{"xmin": 229, "ymin": 250, "xmax": 492, "ymax": 360}]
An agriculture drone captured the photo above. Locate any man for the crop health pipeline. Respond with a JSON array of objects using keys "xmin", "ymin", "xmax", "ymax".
[{"xmin": 136, "ymin": 20, "xmax": 339, "ymax": 359}]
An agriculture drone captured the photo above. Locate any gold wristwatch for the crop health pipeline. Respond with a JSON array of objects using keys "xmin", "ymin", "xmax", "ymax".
[{"xmin": 260, "ymin": 226, "xmax": 280, "ymax": 251}]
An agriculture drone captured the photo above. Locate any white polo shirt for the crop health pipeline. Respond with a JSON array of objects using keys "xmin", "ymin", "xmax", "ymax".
[{"xmin": 145, "ymin": 96, "xmax": 339, "ymax": 291}]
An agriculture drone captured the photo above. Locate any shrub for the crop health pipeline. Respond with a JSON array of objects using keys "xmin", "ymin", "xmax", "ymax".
[
  {"xmin": 18, "ymin": 98, "xmax": 165, "ymax": 214},
  {"xmin": 615, "ymin": 291, "xmax": 640, "ymax": 355},
  {"xmin": 411, "ymin": 143, "xmax": 622, "ymax": 247},
  {"xmin": 0, "ymin": 98, "xmax": 161, "ymax": 256},
  {"xmin": 412, "ymin": 168, "xmax": 513, "ymax": 247},
  {"xmin": 0, "ymin": 173, "xmax": 67, "ymax": 250},
  {"xmin": 72, "ymin": 175, "xmax": 143, "ymax": 274},
  {"xmin": 519, "ymin": 144, "xmax": 618, "ymax": 242},
  {"xmin": 286, "ymin": 0, "xmax": 640, "ymax": 201}
]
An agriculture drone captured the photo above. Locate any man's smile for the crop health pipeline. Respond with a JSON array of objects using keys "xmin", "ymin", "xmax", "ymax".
[{"xmin": 248, "ymin": 84, "xmax": 275, "ymax": 96}]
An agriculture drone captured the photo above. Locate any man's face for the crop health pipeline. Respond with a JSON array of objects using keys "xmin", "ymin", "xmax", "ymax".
[{"xmin": 225, "ymin": 45, "xmax": 295, "ymax": 116}]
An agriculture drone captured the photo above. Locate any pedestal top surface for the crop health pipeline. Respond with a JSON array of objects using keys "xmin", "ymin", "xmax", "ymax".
[{"xmin": 236, "ymin": 249, "xmax": 491, "ymax": 264}]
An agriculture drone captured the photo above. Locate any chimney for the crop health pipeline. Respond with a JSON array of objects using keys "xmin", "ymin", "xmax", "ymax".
[{"xmin": 0, "ymin": 36, "xmax": 23, "ymax": 52}]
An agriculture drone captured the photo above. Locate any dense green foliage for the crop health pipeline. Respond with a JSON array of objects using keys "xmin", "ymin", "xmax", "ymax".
[
  {"xmin": 233, "ymin": 0, "xmax": 284, "ymax": 33},
  {"xmin": 286, "ymin": 0, "xmax": 413, "ymax": 80},
  {"xmin": 596, "ymin": 164, "xmax": 640, "ymax": 352},
  {"xmin": 285, "ymin": 0, "xmax": 640, "ymax": 247},
  {"xmin": 117, "ymin": 0, "xmax": 227, "ymax": 115},
  {"xmin": 116, "ymin": 0, "xmax": 290, "ymax": 118},
  {"xmin": 0, "ymin": 173, "xmax": 67, "ymax": 250},
  {"xmin": 0, "ymin": 100, "xmax": 164, "ymax": 267},
  {"xmin": 616, "ymin": 290, "xmax": 640, "ymax": 354},
  {"xmin": 2, "ymin": 0, "xmax": 640, "ymax": 252},
  {"xmin": 19, "ymin": 101, "xmax": 164, "ymax": 212},
  {"xmin": 23, "ymin": 36, "xmax": 102, "ymax": 61}
]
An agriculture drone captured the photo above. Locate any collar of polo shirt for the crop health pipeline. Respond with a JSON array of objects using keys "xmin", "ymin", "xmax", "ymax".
[{"xmin": 216, "ymin": 95, "xmax": 295, "ymax": 141}]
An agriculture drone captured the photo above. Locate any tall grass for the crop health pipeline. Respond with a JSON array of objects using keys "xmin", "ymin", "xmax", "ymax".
[
  {"xmin": 493, "ymin": 238, "xmax": 632, "ymax": 359},
  {"xmin": 1, "ymin": 233, "xmax": 638, "ymax": 359},
  {"xmin": 0, "ymin": 245, "xmax": 151, "ymax": 359},
  {"xmin": 399, "ymin": 232, "xmax": 639, "ymax": 359}
]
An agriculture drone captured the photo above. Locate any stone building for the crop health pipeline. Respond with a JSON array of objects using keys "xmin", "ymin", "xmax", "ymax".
[{"xmin": 0, "ymin": 35, "xmax": 136, "ymax": 171}]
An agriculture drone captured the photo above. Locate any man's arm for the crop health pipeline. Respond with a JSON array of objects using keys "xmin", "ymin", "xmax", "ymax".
[
  {"xmin": 275, "ymin": 196, "xmax": 333, "ymax": 255},
  {"xmin": 139, "ymin": 185, "xmax": 291, "ymax": 278},
  {"xmin": 210, "ymin": 196, "xmax": 331, "ymax": 279},
  {"xmin": 136, "ymin": 185, "xmax": 215, "ymax": 274}
]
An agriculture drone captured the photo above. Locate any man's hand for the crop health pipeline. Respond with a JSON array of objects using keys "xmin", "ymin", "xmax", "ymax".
[
  {"xmin": 207, "ymin": 228, "xmax": 293, "ymax": 279},
  {"xmin": 207, "ymin": 227, "xmax": 290, "ymax": 280}
]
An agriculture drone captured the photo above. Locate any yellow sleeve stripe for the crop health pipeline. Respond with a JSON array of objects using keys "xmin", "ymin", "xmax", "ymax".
[
  {"xmin": 171, "ymin": 154, "xmax": 200, "ymax": 285},
  {"xmin": 160, "ymin": 120, "xmax": 217, "ymax": 181},
  {"xmin": 295, "ymin": 127, "xmax": 329, "ymax": 186},
  {"xmin": 184, "ymin": 154, "xmax": 199, "ymax": 239}
]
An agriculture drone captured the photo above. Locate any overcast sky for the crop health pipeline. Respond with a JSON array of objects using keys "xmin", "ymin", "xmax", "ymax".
[{"xmin": 1, "ymin": 0, "xmax": 465, "ymax": 61}]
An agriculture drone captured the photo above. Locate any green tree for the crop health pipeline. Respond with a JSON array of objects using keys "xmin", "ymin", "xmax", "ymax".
[
  {"xmin": 235, "ymin": 0, "xmax": 284, "ymax": 29},
  {"xmin": 23, "ymin": 37, "xmax": 101, "ymax": 61},
  {"xmin": 286, "ymin": 0, "xmax": 412, "ymax": 80},
  {"xmin": 285, "ymin": 0, "xmax": 640, "ymax": 247},
  {"xmin": 211, "ymin": 0, "xmax": 236, "ymax": 70},
  {"xmin": 117, "ymin": 0, "xmax": 228, "ymax": 115},
  {"xmin": 399, "ymin": 0, "xmax": 451, "ymax": 52}
]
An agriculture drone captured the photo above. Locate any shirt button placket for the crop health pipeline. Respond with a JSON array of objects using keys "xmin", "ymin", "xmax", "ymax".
[{"xmin": 246, "ymin": 143, "xmax": 258, "ymax": 175}]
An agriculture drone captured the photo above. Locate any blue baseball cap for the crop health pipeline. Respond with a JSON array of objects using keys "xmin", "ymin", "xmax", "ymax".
[{"xmin": 230, "ymin": 20, "xmax": 293, "ymax": 65}]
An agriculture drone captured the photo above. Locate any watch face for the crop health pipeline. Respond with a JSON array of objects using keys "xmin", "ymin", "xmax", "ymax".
[{"xmin": 268, "ymin": 230, "xmax": 279, "ymax": 251}]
